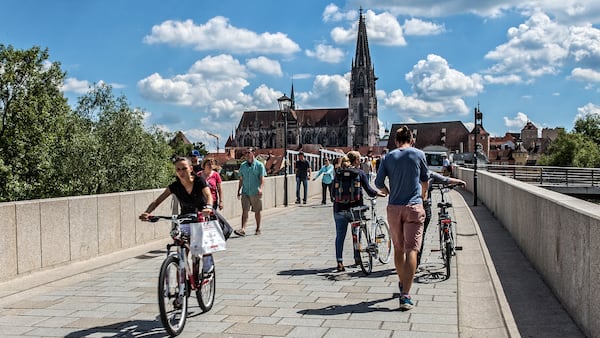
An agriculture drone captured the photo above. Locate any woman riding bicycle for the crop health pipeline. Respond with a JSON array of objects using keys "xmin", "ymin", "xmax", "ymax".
[{"xmin": 139, "ymin": 156, "xmax": 214, "ymax": 273}]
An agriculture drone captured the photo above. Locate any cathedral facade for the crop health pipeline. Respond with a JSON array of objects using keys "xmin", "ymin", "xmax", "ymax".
[{"xmin": 230, "ymin": 9, "xmax": 378, "ymax": 149}]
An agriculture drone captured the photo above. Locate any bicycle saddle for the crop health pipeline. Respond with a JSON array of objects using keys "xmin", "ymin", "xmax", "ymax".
[
  {"xmin": 437, "ymin": 202, "xmax": 453, "ymax": 208},
  {"xmin": 350, "ymin": 205, "xmax": 369, "ymax": 213}
]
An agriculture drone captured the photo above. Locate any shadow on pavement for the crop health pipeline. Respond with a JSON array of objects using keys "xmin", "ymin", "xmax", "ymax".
[
  {"xmin": 64, "ymin": 318, "xmax": 167, "ymax": 338},
  {"xmin": 415, "ymin": 263, "xmax": 448, "ymax": 284},
  {"xmin": 297, "ymin": 297, "xmax": 397, "ymax": 315}
]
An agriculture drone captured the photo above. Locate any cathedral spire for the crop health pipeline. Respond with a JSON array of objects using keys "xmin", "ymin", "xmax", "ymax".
[
  {"xmin": 290, "ymin": 82, "xmax": 295, "ymax": 110},
  {"xmin": 354, "ymin": 7, "xmax": 371, "ymax": 70},
  {"xmin": 348, "ymin": 8, "xmax": 378, "ymax": 147}
]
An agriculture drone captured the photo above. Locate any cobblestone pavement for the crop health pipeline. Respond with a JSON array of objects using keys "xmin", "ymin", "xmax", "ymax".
[{"xmin": 0, "ymin": 191, "xmax": 490, "ymax": 337}]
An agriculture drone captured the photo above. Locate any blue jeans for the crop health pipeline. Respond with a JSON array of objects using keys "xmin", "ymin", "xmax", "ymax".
[
  {"xmin": 296, "ymin": 177, "xmax": 308, "ymax": 202},
  {"xmin": 333, "ymin": 211, "xmax": 360, "ymax": 263}
]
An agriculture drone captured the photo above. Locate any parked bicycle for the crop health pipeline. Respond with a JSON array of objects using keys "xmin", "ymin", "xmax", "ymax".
[
  {"xmin": 347, "ymin": 196, "xmax": 392, "ymax": 275},
  {"xmin": 431, "ymin": 183, "xmax": 462, "ymax": 279},
  {"xmin": 147, "ymin": 213, "xmax": 217, "ymax": 337}
]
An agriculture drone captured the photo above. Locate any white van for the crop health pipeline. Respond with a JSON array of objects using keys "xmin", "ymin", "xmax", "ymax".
[{"xmin": 424, "ymin": 151, "xmax": 447, "ymax": 173}]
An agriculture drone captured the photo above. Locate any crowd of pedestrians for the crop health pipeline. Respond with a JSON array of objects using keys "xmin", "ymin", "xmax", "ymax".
[{"xmin": 140, "ymin": 136, "xmax": 461, "ymax": 312}]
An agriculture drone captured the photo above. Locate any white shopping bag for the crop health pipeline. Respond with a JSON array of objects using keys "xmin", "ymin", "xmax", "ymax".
[{"xmin": 190, "ymin": 220, "xmax": 227, "ymax": 256}]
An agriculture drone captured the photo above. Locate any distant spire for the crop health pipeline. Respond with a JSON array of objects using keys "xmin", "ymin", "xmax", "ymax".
[
  {"xmin": 354, "ymin": 8, "xmax": 371, "ymax": 70},
  {"xmin": 290, "ymin": 82, "xmax": 296, "ymax": 110}
]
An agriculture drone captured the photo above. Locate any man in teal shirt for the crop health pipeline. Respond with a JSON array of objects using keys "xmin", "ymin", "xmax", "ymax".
[{"xmin": 235, "ymin": 148, "xmax": 267, "ymax": 236}]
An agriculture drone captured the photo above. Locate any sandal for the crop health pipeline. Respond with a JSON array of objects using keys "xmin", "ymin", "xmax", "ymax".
[
  {"xmin": 234, "ymin": 229, "xmax": 246, "ymax": 237},
  {"xmin": 336, "ymin": 263, "xmax": 345, "ymax": 272},
  {"xmin": 255, "ymin": 229, "xmax": 261, "ymax": 235}
]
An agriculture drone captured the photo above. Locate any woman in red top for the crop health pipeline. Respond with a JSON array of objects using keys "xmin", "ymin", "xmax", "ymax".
[
  {"xmin": 199, "ymin": 158, "xmax": 223, "ymax": 210},
  {"xmin": 199, "ymin": 158, "xmax": 233, "ymax": 239}
]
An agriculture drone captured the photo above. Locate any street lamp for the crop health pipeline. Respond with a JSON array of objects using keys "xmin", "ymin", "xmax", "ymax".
[
  {"xmin": 473, "ymin": 106, "xmax": 482, "ymax": 206},
  {"xmin": 278, "ymin": 94, "xmax": 292, "ymax": 207}
]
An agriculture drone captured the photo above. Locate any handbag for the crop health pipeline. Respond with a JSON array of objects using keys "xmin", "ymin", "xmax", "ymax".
[{"xmin": 190, "ymin": 219, "xmax": 227, "ymax": 256}]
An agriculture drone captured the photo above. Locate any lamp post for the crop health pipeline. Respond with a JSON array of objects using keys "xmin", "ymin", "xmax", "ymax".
[
  {"xmin": 278, "ymin": 94, "xmax": 292, "ymax": 207},
  {"xmin": 473, "ymin": 107, "xmax": 481, "ymax": 206}
]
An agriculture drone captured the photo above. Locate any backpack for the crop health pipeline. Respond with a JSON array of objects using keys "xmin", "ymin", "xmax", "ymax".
[{"xmin": 334, "ymin": 168, "xmax": 362, "ymax": 204}]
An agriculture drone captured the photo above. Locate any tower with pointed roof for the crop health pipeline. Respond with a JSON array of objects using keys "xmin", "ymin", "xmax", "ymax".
[{"xmin": 348, "ymin": 8, "xmax": 378, "ymax": 147}]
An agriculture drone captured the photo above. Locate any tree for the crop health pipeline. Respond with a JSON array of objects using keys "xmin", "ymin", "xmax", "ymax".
[
  {"xmin": 0, "ymin": 45, "xmax": 71, "ymax": 201},
  {"xmin": 573, "ymin": 113, "xmax": 600, "ymax": 146},
  {"xmin": 537, "ymin": 130, "xmax": 600, "ymax": 168},
  {"xmin": 75, "ymin": 83, "xmax": 173, "ymax": 194},
  {"xmin": 0, "ymin": 45, "xmax": 175, "ymax": 201}
]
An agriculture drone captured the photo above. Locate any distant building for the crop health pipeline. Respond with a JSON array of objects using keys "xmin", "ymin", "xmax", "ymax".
[
  {"xmin": 228, "ymin": 9, "xmax": 379, "ymax": 151},
  {"xmin": 387, "ymin": 121, "xmax": 470, "ymax": 155}
]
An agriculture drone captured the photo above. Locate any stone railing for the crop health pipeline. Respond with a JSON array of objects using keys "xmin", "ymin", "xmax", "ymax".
[
  {"xmin": 455, "ymin": 166, "xmax": 600, "ymax": 338},
  {"xmin": 0, "ymin": 173, "xmax": 320, "ymax": 283}
]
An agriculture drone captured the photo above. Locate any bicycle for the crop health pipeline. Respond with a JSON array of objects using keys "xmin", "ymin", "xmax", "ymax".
[
  {"xmin": 431, "ymin": 183, "xmax": 462, "ymax": 279},
  {"xmin": 347, "ymin": 196, "xmax": 392, "ymax": 275},
  {"xmin": 147, "ymin": 213, "xmax": 217, "ymax": 337}
]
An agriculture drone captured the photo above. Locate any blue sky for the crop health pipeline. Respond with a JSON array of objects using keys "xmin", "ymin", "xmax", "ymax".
[{"xmin": 3, "ymin": 0, "xmax": 600, "ymax": 152}]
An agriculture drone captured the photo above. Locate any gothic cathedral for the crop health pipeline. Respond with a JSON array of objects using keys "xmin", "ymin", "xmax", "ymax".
[{"xmin": 231, "ymin": 9, "xmax": 378, "ymax": 149}]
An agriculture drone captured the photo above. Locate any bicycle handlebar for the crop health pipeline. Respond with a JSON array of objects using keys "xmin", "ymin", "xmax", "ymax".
[
  {"xmin": 431, "ymin": 182, "xmax": 464, "ymax": 190},
  {"xmin": 147, "ymin": 212, "xmax": 216, "ymax": 223}
]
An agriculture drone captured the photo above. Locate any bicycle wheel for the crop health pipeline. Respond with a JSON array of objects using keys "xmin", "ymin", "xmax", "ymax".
[
  {"xmin": 440, "ymin": 219, "xmax": 452, "ymax": 279},
  {"xmin": 158, "ymin": 255, "xmax": 188, "ymax": 336},
  {"xmin": 445, "ymin": 238, "xmax": 452, "ymax": 279},
  {"xmin": 374, "ymin": 218, "xmax": 392, "ymax": 264},
  {"xmin": 357, "ymin": 226, "xmax": 373, "ymax": 275},
  {"xmin": 196, "ymin": 267, "xmax": 216, "ymax": 312}
]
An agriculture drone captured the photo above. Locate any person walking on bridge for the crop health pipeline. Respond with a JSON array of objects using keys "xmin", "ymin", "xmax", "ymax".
[
  {"xmin": 235, "ymin": 148, "xmax": 266, "ymax": 236},
  {"xmin": 375, "ymin": 126, "xmax": 429, "ymax": 310},
  {"xmin": 313, "ymin": 158, "xmax": 334, "ymax": 205}
]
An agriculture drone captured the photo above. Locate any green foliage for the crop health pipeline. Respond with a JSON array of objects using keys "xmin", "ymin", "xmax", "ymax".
[
  {"xmin": 573, "ymin": 112, "xmax": 600, "ymax": 146},
  {"xmin": 537, "ymin": 130, "xmax": 600, "ymax": 168},
  {"xmin": 0, "ymin": 44, "xmax": 71, "ymax": 201},
  {"xmin": 74, "ymin": 83, "xmax": 174, "ymax": 194},
  {"xmin": 0, "ymin": 45, "xmax": 175, "ymax": 202}
]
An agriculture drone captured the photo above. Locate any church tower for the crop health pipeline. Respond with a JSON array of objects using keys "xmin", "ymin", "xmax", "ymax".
[{"xmin": 348, "ymin": 8, "xmax": 378, "ymax": 147}]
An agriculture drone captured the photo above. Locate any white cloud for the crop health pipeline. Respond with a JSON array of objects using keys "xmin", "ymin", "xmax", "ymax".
[
  {"xmin": 143, "ymin": 17, "xmax": 301, "ymax": 55},
  {"xmin": 296, "ymin": 74, "xmax": 349, "ymax": 108},
  {"xmin": 485, "ymin": 12, "xmax": 570, "ymax": 78},
  {"xmin": 331, "ymin": 10, "xmax": 406, "ymax": 46},
  {"xmin": 323, "ymin": 4, "xmax": 357, "ymax": 22},
  {"xmin": 246, "ymin": 56, "xmax": 282, "ymax": 76},
  {"xmin": 503, "ymin": 112, "xmax": 529, "ymax": 131},
  {"xmin": 62, "ymin": 77, "xmax": 91, "ymax": 94},
  {"xmin": 482, "ymin": 74, "xmax": 524, "ymax": 85},
  {"xmin": 137, "ymin": 54, "xmax": 254, "ymax": 115},
  {"xmin": 575, "ymin": 102, "xmax": 600, "ymax": 120},
  {"xmin": 381, "ymin": 54, "xmax": 483, "ymax": 120},
  {"xmin": 292, "ymin": 73, "xmax": 312, "ymax": 80},
  {"xmin": 402, "ymin": 18, "xmax": 445, "ymax": 36},
  {"xmin": 347, "ymin": 1, "xmax": 600, "ymax": 23},
  {"xmin": 569, "ymin": 67, "xmax": 600, "ymax": 82},
  {"xmin": 61, "ymin": 78, "xmax": 125, "ymax": 94},
  {"xmin": 305, "ymin": 44, "xmax": 345, "ymax": 63},
  {"xmin": 252, "ymin": 84, "xmax": 283, "ymax": 108},
  {"xmin": 189, "ymin": 54, "xmax": 248, "ymax": 78},
  {"xmin": 406, "ymin": 54, "xmax": 484, "ymax": 100}
]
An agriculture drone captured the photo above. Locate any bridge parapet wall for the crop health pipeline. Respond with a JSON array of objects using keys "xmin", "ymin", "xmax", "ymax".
[
  {"xmin": 455, "ymin": 167, "xmax": 600, "ymax": 338},
  {"xmin": 0, "ymin": 174, "xmax": 314, "ymax": 283}
]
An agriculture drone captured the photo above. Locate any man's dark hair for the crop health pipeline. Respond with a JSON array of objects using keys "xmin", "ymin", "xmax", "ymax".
[{"xmin": 395, "ymin": 125, "xmax": 413, "ymax": 144}]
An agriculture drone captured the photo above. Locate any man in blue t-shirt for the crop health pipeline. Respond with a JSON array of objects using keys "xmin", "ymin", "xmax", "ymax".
[
  {"xmin": 235, "ymin": 148, "xmax": 267, "ymax": 236},
  {"xmin": 375, "ymin": 126, "xmax": 429, "ymax": 311}
]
